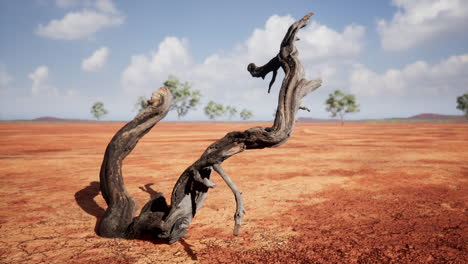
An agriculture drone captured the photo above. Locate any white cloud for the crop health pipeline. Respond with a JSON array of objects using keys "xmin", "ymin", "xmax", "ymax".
[
  {"xmin": 55, "ymin": 0, "xmax": 117, "ymax": 12},
  {"xmin": 122, "ymin": 37, "xmax": 191, "ymax": 96},
  {"xmin": 82, "ymin": 46, "xmax": 110, "ymax": 72},
  {"xmin": 245, "ymin": 15, "xmax": 365, "ymax": 62},
  {"xmin": 29, "ymin": 66, "xmax": 58, "ymax": 96},
  {"xmin": 95, "ymin": 0, "xmax": 118, "ymax": 14},
  {"xmin": 350, "ymin": 54, "xmax": 468, "ymax": 96},
  {"xmin": 0, "ymin": 64, "xmax": 13, "ymax": 91},
  {"xmin": 36, "ymin": 0, "xmax": 124, "ymax": 40},
  {"xmin": 245, "ymin": 15, "xmax": 294, "ymax": 61},
  {"xmin": 378, "ymin": 0, "xmax": 468, "ymax": 51},
  {"xmin": 298, "ymin": 22, "xmax": 365, "ymax": 61},
  {"xmin": 121, "ymin": 15, "xmax": 365, "ymax": 120}
]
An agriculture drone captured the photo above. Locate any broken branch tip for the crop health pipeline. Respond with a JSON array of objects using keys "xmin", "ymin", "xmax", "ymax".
[
  {"xmin": 150, "ymin": 86, "xmax": 170, "ymax": 105},
  {"xmin": 233, "ymin": 224, "xmax": 241, "ymax": 236}
]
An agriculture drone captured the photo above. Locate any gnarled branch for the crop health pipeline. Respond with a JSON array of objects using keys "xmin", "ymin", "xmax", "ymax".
[
  {"xmin": 98, "ymin": 87, "xmax": 172, "ymax": 238},
  {"xmin": 98, "ymin": 12, "xmax": 321, "ymax": 244}
]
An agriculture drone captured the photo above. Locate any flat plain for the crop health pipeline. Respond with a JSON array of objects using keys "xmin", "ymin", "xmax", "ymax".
[{"xmin": 0, "ymin": 122, "xmax": 467, "ymax": 263}]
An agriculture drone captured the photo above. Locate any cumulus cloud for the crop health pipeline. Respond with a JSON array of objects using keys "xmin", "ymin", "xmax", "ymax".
[
  {"xmin": 55, "ymin": 0, "xmax": 117, "ymax": 12},
  {"xmin": 245, "ymin": 15, "xmax": 294, "ymax": 62},
  {"xmin": 0, "ymin": 64, "xmax": 13, "ymax": 91},
  {"xmin": 82, "ymin": 46, "xmax": 110, "ymax": 72},
  {"xmin": 121, "ymin": 15, "xmax": 365, "ymax": 119},
  {"xmin": 298, "ymin": 22, "xmax": 365, "ymax": 61},
  {"xmin": 36, "ymin": 0, "xmax": 124, "ymax": 40},
  {"xmin": 350, "ymin": 54, "xmax": 468, "ymax": 96},
  {"xmin": 121, "ymin": 37, "xmax": 191, "ymax": 96},
  {"xmin": 29, "ymin": 66, "xmax": 58, "ymax": 96},
  {"xmin": 378, "ymin": 0, "xmax": 468, "ymax": 51},
  {"xmin": 246, "ymin": 15, "xmax": 365, "ymax": 62},
  {"xmin": 95, "ymin": 0, "xmax": 118, "ymax": 13}
]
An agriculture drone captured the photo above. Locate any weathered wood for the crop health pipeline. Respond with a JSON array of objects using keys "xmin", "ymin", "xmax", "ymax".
[
  {"xmin": 97, "ymin": 87, "xmax": 172, "ymax": 238},
  {"xmin": 98, "ymin": 12, "xmax": 321, "ymax": 243},
  {"xmin": 213, "ymin": 164, "xmax": 245, "ymax": 236}
]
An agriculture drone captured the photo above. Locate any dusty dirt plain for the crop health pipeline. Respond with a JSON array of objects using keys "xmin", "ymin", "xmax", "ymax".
[{"xmin": 0, "ymin": 122, "xmax": 467, "ymax": 263}]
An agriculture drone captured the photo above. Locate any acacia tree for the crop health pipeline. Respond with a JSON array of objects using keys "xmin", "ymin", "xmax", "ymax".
[
  {"xmin": 240, "ymin": 109, "xmax": 253, "ymax": 120},
  {"xmin": 91, "ymin": 102, "xmax": 108, "ymax": 120},
  {"xmin": 456, "ymin": 93, "xmax": 468, "ymax": 119},
  {"xmin": 226, "ymin": 105, "xmax": 238, "ymax": 120},
  {"xmin": 204, "ymin": 101, "xmax": 226, "ymax": 120},
  {"xmin": 164, "ymin": 75, "xmax": 201, "ymax": 119},
  {"xmin": 325, "ymin": 90, "xmax": 359, "ymax": 126},
  {"xmin": 97, "ymin": 13, "xmax": 321, "ymax": 244}
]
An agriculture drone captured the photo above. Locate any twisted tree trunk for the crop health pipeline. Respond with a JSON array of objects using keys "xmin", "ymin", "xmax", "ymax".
[{"xmin": 98, "ymin": 12, "xmax": 321, "ymax": 244}]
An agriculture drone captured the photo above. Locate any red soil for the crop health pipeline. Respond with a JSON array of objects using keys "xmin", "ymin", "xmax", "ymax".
[{"xmin": 0, "ymin": 122, "xmax": 466, "ymax": 263}]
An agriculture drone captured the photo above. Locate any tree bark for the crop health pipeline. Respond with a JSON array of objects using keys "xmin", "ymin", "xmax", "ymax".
[
  {"xmin": 97, "ymin": 88, "xmax": 172, "ymax": 238},
  {"xmin": 98, "ymin": 12, "xmax": 321, "ymax": 244}
]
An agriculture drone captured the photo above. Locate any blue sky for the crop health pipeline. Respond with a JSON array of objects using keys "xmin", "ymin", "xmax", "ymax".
[{"xmin": 1, "ymin": 0, "xmax": 467, "ymax": 121}]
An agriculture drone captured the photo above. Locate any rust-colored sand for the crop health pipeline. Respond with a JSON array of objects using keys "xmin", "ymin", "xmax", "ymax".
[{"xmin": 0, "ymin": 122, "xmax": 467, "ymax": 263}]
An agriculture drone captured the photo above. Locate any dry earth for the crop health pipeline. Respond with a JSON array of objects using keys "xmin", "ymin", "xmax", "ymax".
[{"xmin": 0, "ymin": 122, "xmax": 467, "ymax": 263}]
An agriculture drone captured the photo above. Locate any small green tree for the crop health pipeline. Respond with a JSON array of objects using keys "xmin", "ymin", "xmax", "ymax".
[
  {"xmin": 240, "ymin": 109, "xmax": 253, "ymax": 121},
  {"xmin": 204, "ymin": 101, "xmax": 226, "ymax": 120},
  {"xmin": 456, "ymin": 93, "xmax": 468, "ymax": 119},
  {"xmin": 164, "ymin": 75, "xmax": 201, "ymax": 119},
  {"xmin": 134, "ymin": 96, "xmax": 149, "ymax": 112},
  {"xmin": 91, "ymin": 101, "xmax": 108, "ymax": 120},
  {"xmin": 325, "ymin": 90, "xmax": 359, "ymax": 126},
  {"xmin": 226, "ymin": 105, "xmax": 238, "ymax": 120}
]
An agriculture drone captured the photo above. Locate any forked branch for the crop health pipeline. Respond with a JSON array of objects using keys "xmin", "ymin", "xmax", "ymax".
[{"xmin": 98, "ymin": 12, "xmax": 321, "ymax": 243}]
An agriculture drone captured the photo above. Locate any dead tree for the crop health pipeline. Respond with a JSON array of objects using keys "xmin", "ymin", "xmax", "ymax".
[{"xmin": 98, "ymin": 12, "xmax": 321, "ymax": 244}]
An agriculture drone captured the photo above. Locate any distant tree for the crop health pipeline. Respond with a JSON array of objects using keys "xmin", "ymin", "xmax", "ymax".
[
  {"xmin": 91, "ymin": 101, "xmax": 108, "ymax": 120},
  {"xmin": 164, "ymin": 75, "xmax": 201, "ymax": 119},
  {"xmin": 226, "ymin": 105, "xmax": 238, "ymax": 120},
  {"xmin": 134, "ymin": 96, "xmax": 149, "ymax": 112},
  {"xmin": 204, "ymin": 101, "xmax": 226, "ymax": 120},
  {"xmin": 240, "ymin": 109, "xmax": 253, "ymax": 121},
  {"xmin": 325, "ymin": 90, "xmax": 359, "ymax": 126},
  {"xmin": 456, "ymin": 93, "xmax": 468, "ymax": 119}
]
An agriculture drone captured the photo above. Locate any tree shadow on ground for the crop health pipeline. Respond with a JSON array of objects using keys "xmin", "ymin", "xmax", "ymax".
[
  {"xmin": 74, "ymin": 181, "xmax": 105, "ymax": 233},
  {"xmin": 138, "ymin": 183, "xmax": 199, "ymax": 259},
  {"xmin": 75, "ymin": 182, "xmax": 199, "ymax": 259},
  {"xmin": 139, "ymin": 183, "xmax": 159, "ymax": 199},
  {"xmin": 180, "ymin": 238, "xmax": 198, "ymax": 260}
]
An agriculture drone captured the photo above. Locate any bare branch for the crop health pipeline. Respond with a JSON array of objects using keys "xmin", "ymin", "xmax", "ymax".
[
  {"xmin": 98, "ymin": 87, "xmax": 172, "ymax": 238},
  {"xmin": 98, "ymin": 12, "xmax": 321, "ymax": 244},
  {"xmin": 213, "ymin": 164, "xmax": 245, "ymax": 235}
]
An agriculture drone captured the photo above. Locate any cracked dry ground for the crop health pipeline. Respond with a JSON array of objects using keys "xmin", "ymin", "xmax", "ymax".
[{"xmin": 0, "ymin": 122, "xmax": 467, "ymax": 264}]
